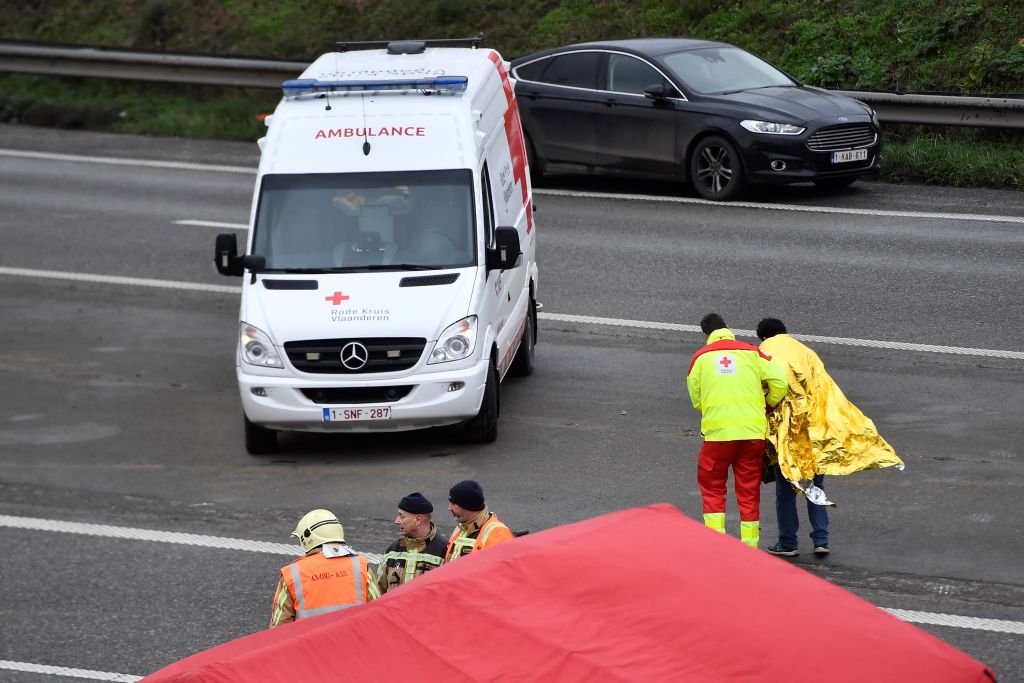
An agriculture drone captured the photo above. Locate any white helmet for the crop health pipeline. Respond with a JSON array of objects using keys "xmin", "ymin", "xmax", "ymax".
[{"xmin": 291, "ymin": 509, "xmax": 346, "ymax": 554}]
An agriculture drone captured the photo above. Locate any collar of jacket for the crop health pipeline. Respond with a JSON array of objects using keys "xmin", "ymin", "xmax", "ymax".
[
  {"xmin": 399, "ymin": 522, "xmax": 437, "ymax": 551},
  {"xmin": 458, "ymin": 507, "xmax": 491, "ymax": 535},
  {"xmin": 707, "ymin": 328, "xmax": 736, "ymax": 343}
]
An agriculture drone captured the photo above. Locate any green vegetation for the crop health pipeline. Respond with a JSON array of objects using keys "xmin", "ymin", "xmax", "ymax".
[{"xmin": 1, "ymin": 0, "xmax": 1022, "ymax": 189}]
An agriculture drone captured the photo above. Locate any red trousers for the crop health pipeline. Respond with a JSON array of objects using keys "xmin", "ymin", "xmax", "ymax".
[{"xmin": 697, "ymin": 439, "xmax": 764, "ymax": 521}]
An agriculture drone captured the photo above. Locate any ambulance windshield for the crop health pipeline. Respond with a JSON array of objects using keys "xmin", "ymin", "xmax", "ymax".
[{"xmin": 253, "ymin": 170, "xmax": 475, "ymax": 271}]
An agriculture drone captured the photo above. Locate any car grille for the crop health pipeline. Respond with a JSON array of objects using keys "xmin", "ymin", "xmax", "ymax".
[
  {"xmin": 300, "ymin": 386, "xmax": 414, "ymax": 404},
  {"xmin": 806, "ymin": 125, "xmax": 877, "ymax": 151},
  {"xmin": 284, "ymin": 338, "xmax": 426, "ymax": 374}
]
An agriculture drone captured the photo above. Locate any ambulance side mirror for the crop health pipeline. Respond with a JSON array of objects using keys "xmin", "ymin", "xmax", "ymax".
[
  {"xmin": 214, "ymin": 233, "xmax": 244, "ymax": 277},
  {"xmin": 488, "ymin": 227, "xmax": 522, "ymax": 271},
  {"xmin": 241, "ymin": 254, "xmax": 266, "ymax": 284}
]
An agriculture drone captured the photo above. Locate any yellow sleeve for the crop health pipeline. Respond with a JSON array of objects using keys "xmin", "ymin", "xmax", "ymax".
[
  {"xmin": 686, "ymin": 359, "xmax": 702, "ymax": 410},
  {"xmin": 268, "ymin": 576, "xmax": 295, "ymax": 628},
  {"xmin": 760, "ymin": 355, "xmax": 789, "ymax": 407}
]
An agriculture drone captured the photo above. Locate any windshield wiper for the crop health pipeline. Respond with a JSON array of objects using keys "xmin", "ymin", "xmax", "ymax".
[
  {"xmin": 354, "ymin": 264, "xmax": 450, "ymax": 271},
  {"xmin": 719, "ymin": 84, "xmax": 793, "ymax": 95},
  {"xmin": 263, "ymin": 264, "xmax": 450, "ymax": 274}
]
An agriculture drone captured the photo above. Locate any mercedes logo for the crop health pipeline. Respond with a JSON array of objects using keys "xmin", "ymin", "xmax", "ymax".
[{"xmin": 339, "ymin": 341, "xmax": 369, "ymax": 370}]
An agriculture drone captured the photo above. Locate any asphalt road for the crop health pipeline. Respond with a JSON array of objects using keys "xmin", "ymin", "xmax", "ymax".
[{"xmin": 1, "ymin": 124, "xmax": 1022, "ymax": 681}]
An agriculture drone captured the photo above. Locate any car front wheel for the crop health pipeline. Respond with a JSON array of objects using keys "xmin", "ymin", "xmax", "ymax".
[{"xmin": 690, "ymin": 136, "xmax": 746, "ymax": 201}]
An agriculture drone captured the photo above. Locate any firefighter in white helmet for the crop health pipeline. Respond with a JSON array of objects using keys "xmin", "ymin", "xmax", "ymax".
[{"xmin": 269, "ymin": 509, "xmax": 375, "ymax": 628}]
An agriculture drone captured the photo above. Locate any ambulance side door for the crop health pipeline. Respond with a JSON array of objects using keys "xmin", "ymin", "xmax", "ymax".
[{"xmin": 481, "ymin": 162, "xmax": 519, "ymax": 376}]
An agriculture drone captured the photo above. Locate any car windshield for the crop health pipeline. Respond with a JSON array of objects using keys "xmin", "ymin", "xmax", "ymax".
[
  {"xmin": 252, "ymin": 170, "xmax": 475, "ymax": 271},
  {"xmin": 662, "ymin": 47, "xmax": 795, "ymax": 95}
]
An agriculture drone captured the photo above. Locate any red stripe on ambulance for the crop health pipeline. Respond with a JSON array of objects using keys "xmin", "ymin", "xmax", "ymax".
[{"xmin": 489, "ymin": 51, "xmax": 534, "ymax": 233}]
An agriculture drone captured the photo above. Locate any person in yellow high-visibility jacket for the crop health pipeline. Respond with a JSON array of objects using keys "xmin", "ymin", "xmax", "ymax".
[{"xmin": 687, "ymin": 313, "xmax": 788, "ymax": 548}]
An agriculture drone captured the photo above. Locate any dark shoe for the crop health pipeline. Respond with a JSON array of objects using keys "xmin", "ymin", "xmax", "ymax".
[
  {"xmin": 766, "ymin": 543, "xmax": 799, "ymax": 557},
  {"xmin": 813, "ymin": 544, "xmax": 830, "ymax": 555}
]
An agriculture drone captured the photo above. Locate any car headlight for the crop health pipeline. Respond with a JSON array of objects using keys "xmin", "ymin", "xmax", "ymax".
[
  {"xmin": 740, "ymin": 120, "xmax": 806, "ymax": 135},
  {"xmin": 870, "ymin": 109, "xmax": 880, "ymax": 127},
  {"xmin": 428, "ymin": 316, "xmax": 477, "ymax": 364},
  {"xmin": 240, "ymin": 322, "xmax": 283, "ymax": 368}
]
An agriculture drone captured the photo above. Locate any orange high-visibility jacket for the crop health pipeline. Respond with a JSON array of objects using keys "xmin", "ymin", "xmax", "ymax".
[
  {"xmin": 280, "ymin": 551, "xmax": 371, "ymax": 620},
  {"xmin": 445, "ymin": 513, "xmax": 513, "ymax": 562}
]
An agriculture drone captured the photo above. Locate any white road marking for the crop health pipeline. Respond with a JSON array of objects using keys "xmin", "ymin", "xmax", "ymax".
[
  {"xmin": 0, "ymin": 514, "xmax": 381, "ymax": 563},
  {"xmin": 2, "ymin": 266, "xmax": 1022, "ymax": 360},
  {"xmin": 884, "ymin": 608, "xmax": 1024, "ymax": 635},
  {"xmin": 1, "ymin": 515, "xmax": 1020, "ymax": 637},
  {"xmin": 541, "ymin": 312, "xmax": 1024, "ymax": 360},
  {"xmin": 535, "ymin": 187, "xmax": 1024, "ymax": 224},
  {"xmin": 0, "ymin": 660, "xmax": 141, "ymax": 682},
  {"xmin": 0, "ymin": 148, "xmax": 254, "ymax": 174},
  {"xmin": 3, "ymin": 148, "xmax": 1023, "ymax": 225},
  {"xmin": 174, "ymin": 219, "xmax": 247, "ymax": 230},
  {"xmin": 0, "ymin": 266, "xmax": 240, "ymax": 294}
]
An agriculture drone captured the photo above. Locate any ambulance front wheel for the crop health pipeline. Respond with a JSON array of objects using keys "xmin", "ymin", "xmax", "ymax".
[
  {"xmin": 244, "ymin": 414, "xmax": 278, "ymax": 455},
  {"xmin": 462, "ymin": 358, "xmax": 499, "ymax": 443},
  {"xmin": 510, "ymin": 298, "xmax": 536, "ymax": 377}
]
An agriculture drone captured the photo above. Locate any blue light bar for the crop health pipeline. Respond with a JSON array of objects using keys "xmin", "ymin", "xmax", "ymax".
[{"xmin": 282, "ymin": 76, "xmax": 468, "ymax": 96}]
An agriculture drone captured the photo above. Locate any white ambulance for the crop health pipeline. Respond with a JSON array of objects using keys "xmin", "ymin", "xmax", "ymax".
[{"xmin": 214, "ymin": 39, "xmax": 538, "ymax": 454}]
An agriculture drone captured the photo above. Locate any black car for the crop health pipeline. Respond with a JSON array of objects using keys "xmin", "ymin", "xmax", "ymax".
[{"xmin": 509, "ymin": 38, "xmax": 881, "ymax": 200}]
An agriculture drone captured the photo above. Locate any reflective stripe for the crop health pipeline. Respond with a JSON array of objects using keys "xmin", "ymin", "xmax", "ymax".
[
  {"xmin": 703, "ymin": 513, "xmax": 726, "ymax": 533},
  {"xmin": 349, "ymin": 555, "xmax": 365, "ymax": 606},
  {"xmin": 381, "ymin": 550, "xmax": 443, "ymax": 583},
  {"xmin": 292, "ymin": 555, "xmax": 364, "ymax": 618},
  {"xmin": 290, "ymin": 561, "xmax": 305, "ymax": 612},
  {"xmin": 478, "ymin": 521, "xmax": 509, "ymax": 546},
  {"xmin": 740, "ymin": 521, "xmax": 760, "ymax": 548},
  {"xmin": 448, "ymin": 535, "xmax": 475, "ymax": 561}
]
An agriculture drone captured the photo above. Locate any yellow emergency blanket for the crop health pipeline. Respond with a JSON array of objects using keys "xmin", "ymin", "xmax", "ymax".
[{"xmin": 762, "ymin": 334, "xmax": 904, "ymax": 495}]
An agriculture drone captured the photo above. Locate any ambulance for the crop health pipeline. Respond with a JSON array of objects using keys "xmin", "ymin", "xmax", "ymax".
[{"xmin": 213, "ymin": 39, "xmax": 538, "ymax": 454}]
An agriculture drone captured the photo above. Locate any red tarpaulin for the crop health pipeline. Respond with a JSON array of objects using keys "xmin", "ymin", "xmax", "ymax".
[{"xmin": 144, "ymin": 504, "xmax": 995, "ymax": 682}]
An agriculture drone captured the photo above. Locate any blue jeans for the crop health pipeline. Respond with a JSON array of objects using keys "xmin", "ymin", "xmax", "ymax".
[{"xmin": 774, "ymin": 465, "xmax": 829, "ymax": 548}]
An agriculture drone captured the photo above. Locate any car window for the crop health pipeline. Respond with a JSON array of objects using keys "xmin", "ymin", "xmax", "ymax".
[
  {"xmin": 513, "ymin": 58, "xmax": 549, "ymax": 82},
  {"xmin": 604, "ymin": 54, "xmax": 669, "ymax": 95},
  {"xmin": 662, "ymin": 47, "xmax": 795, "ymax": 95},
  {"xmin": 534, "ymin": 51, "xmax": 601, "ymax": 89}
]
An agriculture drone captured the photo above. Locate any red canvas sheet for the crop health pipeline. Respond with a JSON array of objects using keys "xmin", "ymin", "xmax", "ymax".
[{"xmin": 144, "ymin": 504, "xmax": 995, "ymax": 682}]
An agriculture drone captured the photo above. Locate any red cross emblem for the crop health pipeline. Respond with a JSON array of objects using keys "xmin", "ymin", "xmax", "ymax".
[
  {"xmin": 718, "ymin": 356, "xmax": 733, "ymax": 369},
  {"xmin": 324, "ymin": 291, "xmax": 350, "ymax": 305}
]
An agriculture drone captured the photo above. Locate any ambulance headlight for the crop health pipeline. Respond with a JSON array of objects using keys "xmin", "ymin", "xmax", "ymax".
[
  {"xmin": 428, "ymin": 316, "xmax": 477, "ymax": 364},
  {"xmin": 240, "ymin": 322, "xmax": 283, "ymax": 368}
]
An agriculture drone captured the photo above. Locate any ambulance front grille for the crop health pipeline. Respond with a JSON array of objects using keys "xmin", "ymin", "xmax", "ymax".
[
  {"xmin": 285, "ymin": 337, "xmax": 426, "ymax": 374},
  {"xmin": 300, "ymin": 386, "xmax": 414, "ymax": 404}
]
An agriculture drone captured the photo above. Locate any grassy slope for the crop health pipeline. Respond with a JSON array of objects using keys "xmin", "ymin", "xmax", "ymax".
[{"xmin": 1, "ymin": 0, "xmax": 1022, "ymax": 188}]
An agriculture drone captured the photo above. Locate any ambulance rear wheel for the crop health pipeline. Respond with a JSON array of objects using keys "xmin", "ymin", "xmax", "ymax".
[
  {"xmin": 463, "ymin": 358, "xmax": 499, "ymax": 443},
  {"xmin": 510, "ymin": 298, "xmax": 536, "ymax": 377},
  {"xmin": 244, "ymin": 415, "xmax": 278, "ymax": 455}
]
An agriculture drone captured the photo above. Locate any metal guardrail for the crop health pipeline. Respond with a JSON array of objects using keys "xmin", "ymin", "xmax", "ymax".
[
  {"xmin": 2, "ymin": 41, "xmax": 1023, "ymax": 129},
  {"xmin": 0, "ymin": 41, "xmax": 305, "ymax": 88}
]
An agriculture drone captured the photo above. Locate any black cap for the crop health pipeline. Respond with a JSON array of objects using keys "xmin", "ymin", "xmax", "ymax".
[
  {"xmin": 449, "ymin": 480, "xmax": 485, "ymax": 511},
  {"xmin": 398, "ymin": 492, "xmax": 433, "ymax": 514}
]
